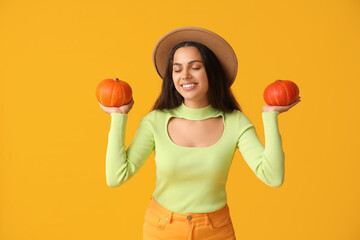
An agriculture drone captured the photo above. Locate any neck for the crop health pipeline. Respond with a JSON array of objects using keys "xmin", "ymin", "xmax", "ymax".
[
  {"xmin": 183, "ymin": 99, "xmax": 210, "ymax": 109},
  {"xmin": 170, "ymin": 101, "xmax": 223, "ymax": 121}
]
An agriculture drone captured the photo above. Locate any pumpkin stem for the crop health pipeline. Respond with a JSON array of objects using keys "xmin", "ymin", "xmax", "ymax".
[{"xmin": 114, "ymin": 77, "xmax": 119, "ymax": 81}]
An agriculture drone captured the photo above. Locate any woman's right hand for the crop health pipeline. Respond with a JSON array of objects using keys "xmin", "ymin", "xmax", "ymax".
[{"xmin": 98, "ymin": 98, "xmax": 134, "ymax": 114}]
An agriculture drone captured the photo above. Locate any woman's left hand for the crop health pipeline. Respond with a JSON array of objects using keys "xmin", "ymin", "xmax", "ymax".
[{"xmin": 262, "ymin": 96, "xmax": 301, "ymax": 113}]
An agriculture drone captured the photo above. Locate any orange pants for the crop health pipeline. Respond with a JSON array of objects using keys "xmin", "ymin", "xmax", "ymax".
[{"xmin": 143, "ymin": 197, "xmax": 236, "ymax": 240}]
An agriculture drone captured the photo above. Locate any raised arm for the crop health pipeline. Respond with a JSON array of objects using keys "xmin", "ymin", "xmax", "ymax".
[
  {"xmin": 237, "ymin": 111, "xmax": 285, "ymax": 187},
  {"xmin": 99, "ymin": 100, "xmax": 155, "ymax": 187},
  {"xmin": 237, "ymin": 97, "xmax": 301, "ymax": 187}
]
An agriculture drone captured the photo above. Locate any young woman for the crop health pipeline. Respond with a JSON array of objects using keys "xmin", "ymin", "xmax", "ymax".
[{"xmin": 99, "ymin": 27, "xmax": 301, "ymax": 240}]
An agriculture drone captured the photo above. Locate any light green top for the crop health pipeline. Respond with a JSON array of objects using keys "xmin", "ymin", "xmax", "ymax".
[{"xmin": 106, "ymin": 103, "xmax": 284, "ymax": 214}]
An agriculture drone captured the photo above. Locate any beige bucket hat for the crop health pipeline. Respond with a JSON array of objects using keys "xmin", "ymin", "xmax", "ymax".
[{"xmin": 152, "ymin": 26, "xmax": 238, "ymax": 86}]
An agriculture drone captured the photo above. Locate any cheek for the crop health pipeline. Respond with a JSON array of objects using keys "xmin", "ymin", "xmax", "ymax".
[
  {"xmin": 201, "ymin": 75, "xmax": 209, "ymax": 88},
  {"xmin": 172, "ymin": 73, "xmax": 179, "ymax": 82},
  {"xmin": 204, "ymin": 82, "xmax": 209, "ymax": 92},
  {"xmin": 172, "ymin": 77, "xmax": 181, "ymax": 91},
  {"xmin": 172, "ymin": 76, "xmax": 178, "ymax": 86}
]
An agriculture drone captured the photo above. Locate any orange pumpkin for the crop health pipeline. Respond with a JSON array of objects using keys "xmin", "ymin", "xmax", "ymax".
[
  {"xmin": 263, "ymin": 79, "xmax": 299, "ymax": 106},
  {"xmin": 96, "ymin": 78, "xmax": 132, "ymax": 107}
]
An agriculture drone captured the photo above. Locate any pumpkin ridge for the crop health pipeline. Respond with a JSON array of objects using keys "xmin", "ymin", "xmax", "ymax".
[
  {"xmin": 99, "ymin": 81, "xmax": 108, "ymax": 105},
  {"xmin": 111, "ymin": 81, "xmax": 117, "ymax": 107},
  {"xmin": 280, "ymin": 81, "xmax": 290, "ymax": 105},
  {"xmin": 99, "ymin": 91, "xmax": 103, "ymax": 105},
  {"xmin": 120, "ymin": 85, "xmax": 125, "ymax": 105},
  {"xmin": 268, "ymin": 89, "xmax": 274, "ymax": 105},
  {"xmin": 274, "ymin": 83, "xmax": 280, "ymax": 105}
]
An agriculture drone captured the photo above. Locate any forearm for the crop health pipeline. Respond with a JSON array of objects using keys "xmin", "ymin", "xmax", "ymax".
[
  {"xmin": 238, "ymin": 111, "xmax": 285, "ymax": 187},
  {"xmin": 105, "ymin": 112, "xmax": 155, "ymax": 187},
  {"xmin": 261, "ymin": 111, "xmax": 285, "ymax": 187},
  {"xmin": 106, "ymin": 113, "xmax": 137, "ymax": 187}
]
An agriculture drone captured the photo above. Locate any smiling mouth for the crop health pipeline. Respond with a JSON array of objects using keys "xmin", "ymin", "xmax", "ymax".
[{"xmin": 181, "ymin": 83, "xmax": 198, "ymax": 89}]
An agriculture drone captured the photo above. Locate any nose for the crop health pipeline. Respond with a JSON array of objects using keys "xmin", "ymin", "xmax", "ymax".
[{"xmin": 181, "ymin": 71, "xmax": 191, "ymax": 80}]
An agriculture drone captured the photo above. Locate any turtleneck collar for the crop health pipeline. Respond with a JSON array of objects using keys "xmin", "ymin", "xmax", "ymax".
[{"xmin": 170, "ymin": 102, "xmax": 223, "ymax": 120}]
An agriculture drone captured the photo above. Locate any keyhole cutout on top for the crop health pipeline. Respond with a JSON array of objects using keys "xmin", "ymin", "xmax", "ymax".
[{"xmin": 167, "ymin": 116, "xmax": 224, "ymax": 148}]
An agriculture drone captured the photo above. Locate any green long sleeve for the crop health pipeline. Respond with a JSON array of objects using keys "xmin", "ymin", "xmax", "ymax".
[
  {"xmin": 106, "ymin": 113, "xmax": 154, "ymax": 187},
  {"xmin": 105, "ymin": 103, "xmax": 285, "ymax": 214},
  {"xmin": 238, "ymin": 111, "xmax": 284, "ymax": 187}
]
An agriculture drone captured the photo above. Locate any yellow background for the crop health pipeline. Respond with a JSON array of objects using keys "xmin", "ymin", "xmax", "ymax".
[{"xmin": 1, "ymin": 0, "xmax": 359, "ymax": 239}]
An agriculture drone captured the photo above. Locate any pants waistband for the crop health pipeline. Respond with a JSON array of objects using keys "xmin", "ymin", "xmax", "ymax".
[{"xmin": 147, "ymin": 197, "xmax": 229, "ymax": 224}]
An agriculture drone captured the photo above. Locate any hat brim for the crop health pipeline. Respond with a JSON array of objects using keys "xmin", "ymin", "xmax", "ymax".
[{"xmin": 152, "ymin": 27, "xmax": 238, "ymax": 86}]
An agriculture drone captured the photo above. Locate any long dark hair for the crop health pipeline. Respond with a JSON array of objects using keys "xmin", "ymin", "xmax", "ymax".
[{"xmin": 151, "ymin": 41, "xmax": 242, "ymax": 113}]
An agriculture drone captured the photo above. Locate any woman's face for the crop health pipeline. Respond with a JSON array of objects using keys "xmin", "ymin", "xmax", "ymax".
[{"xmin": 172, "ymin": 46, "xmax": 209, "ymax": 107}]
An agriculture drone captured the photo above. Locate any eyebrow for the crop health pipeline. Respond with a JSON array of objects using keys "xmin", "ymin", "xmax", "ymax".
[{"xmin": 173, "ymin": 60, "xmax": 202, "ymax": 66}]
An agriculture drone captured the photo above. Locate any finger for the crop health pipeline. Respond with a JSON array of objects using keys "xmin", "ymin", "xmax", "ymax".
[
  {"xmin": 292, "ymin": 99, "xmax": 301, "ymax": 106},
  {"xmin": 99, "ymin": 102, "xmax": 109, "ymax": 109},
  {"xmin": 127, "ymin": 99, "xmax": 135, "ymax": 108},
  {"xmin": 99, "ymin": 102, "xmax": 106, "ymax": 109}
]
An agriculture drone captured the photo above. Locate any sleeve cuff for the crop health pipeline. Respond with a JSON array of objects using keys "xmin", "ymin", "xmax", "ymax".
[
  {"xmin": 262, "ymin": 111, "xmax": 280, "ymax": 132},
  {"xmin": 110, "ymin": 113, "xmax": 128, "ymax": 135},
  {"xmin": 110, "ymin": 112, "xmax": 128, "ymax": 117},
  {"xmin": 262, "ymin": 111, "xmax": 279, "ymax": 119}
]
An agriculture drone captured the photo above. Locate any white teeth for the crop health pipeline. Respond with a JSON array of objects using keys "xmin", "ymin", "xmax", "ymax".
[{"xmin": 182, "ymin": 84, "xmax": 196, "ymax": 88}]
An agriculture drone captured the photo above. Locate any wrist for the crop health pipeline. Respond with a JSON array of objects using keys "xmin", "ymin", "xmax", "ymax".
[
  {"xmin": 112, "ymin": 111, "xmax": 127, "ymax": 114},
  {"xmin": 262, "ymin": 105, "xmax": 274, "ymax": 112},
  {"xmin": 113, "ymin": 110, "xmax": 126, "ymax": 114}
]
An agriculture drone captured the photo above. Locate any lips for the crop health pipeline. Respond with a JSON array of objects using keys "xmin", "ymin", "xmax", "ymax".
[{"xmin": 181, "ymin": 83, "xmax": 198, "ymax": 91}]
